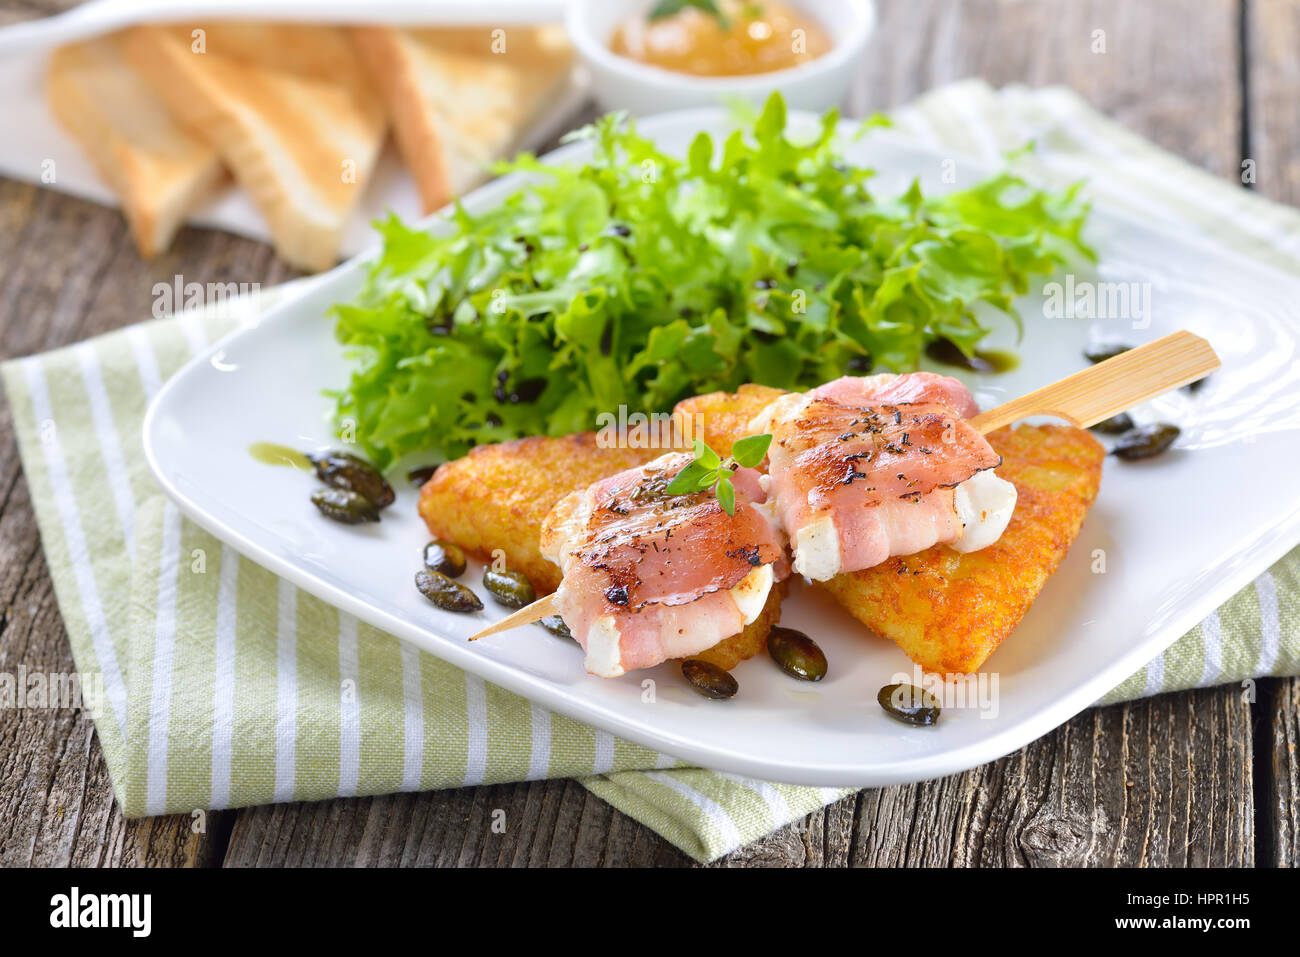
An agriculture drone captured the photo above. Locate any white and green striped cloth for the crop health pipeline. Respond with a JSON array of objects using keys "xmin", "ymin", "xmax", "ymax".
[{"xmin": 4, "ymin": 81, "xmax": 1299, "ymax": 863}]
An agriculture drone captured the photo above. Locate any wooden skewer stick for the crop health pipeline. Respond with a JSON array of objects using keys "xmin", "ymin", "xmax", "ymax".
[
  {"xmin": 469, "ymin": 330, "xmax": 1220, "ymax": 641},
  {"xmin": 469, "ymin": 593, "xmax": 557, "ymax": 640},
  {"xmin": 968, "ymin": 330, "xmax": 1219, "ymax": 434}
]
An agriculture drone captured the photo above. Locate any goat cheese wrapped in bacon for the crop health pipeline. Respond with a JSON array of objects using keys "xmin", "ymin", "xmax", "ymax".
[
  {"xmin": 751, "ymin": 373, "xmax": 1017, "ymax": 581},
  {"xmin": 540, "ymin": 452, "xmax": 786, "ymax": 678}
]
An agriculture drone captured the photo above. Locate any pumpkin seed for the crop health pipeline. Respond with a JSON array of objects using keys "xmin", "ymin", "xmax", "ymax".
[
  {"xmin": 681, "ymin": 659, "xmax": 738, "ymax": 700},
  {"xmin": 415, "ymin": 569, "xmax": 482, "ymax": 613},
  {"xmin": 482, "ymin": 567, "xmax": 536, "ymax": 609},
  {"xmin": 311, "ymin": 487, "xmax": 380, "ymax": 524},
  {"xmin": 1090, "ymin": 412, "xmax": 1135, "ymax": 435},
  {"xmin": 423, "ymin": 540, "xmax": 467, "ymax": 578},
  {"xmin": 766, "ymin": 626, "xmax": 827, "ymax": 681},
  {"xmin": 539, "ymin": 615, "xmax": 575, "ymax": 642},
  {"xmin": 1112, "ymin": 423, "xmax": 1180, "ymax": 460},
  {"xmin": 878, "ymin": 683, "xmax": 941, "ymax": 726},
  {"xmin": 408, "ymin": 464, "xmax": 439, "ymax": 486},
  {"xmin": 309, "ymin": 450, "xmax": 395, "ymax": 508},
  {"xmin": 1083, "ymin": 342, "xmax": 1133, "ymax": 363},
  {"xmin": 845, "ymin": 353, "xmax": 874, "ymax": 374}
]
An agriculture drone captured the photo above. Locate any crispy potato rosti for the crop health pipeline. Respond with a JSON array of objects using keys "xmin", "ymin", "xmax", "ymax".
[
  {"xmin": 817, "ymin": 424, "xmax": 1104, "ymax": 673},
  {"xmin": 425, "ymin": 387, "xmax": 1103, "ymax": 676},
  {"xmin": 673, "ymin": 386, "xmax": 1105, "ymax": 673},
  {"xmin": 418, "ymin": 433, "xmax": 655, "ymax": 594},
  {"xmin": 690, "ymin": 580, "xmax": 788, "ymax": 671},
  {"xmin": 419, "ymin": 430, "xmax": 787, "ymax": 671},
  {"xmin": 673, "ymin": 384, "xmax": 786, "ymax": 456}
]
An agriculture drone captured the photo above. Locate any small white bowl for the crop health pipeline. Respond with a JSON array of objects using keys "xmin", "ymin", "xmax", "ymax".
[{"xmin": 565, "ymin": 0, "xmax": 875, "ymax": 115}]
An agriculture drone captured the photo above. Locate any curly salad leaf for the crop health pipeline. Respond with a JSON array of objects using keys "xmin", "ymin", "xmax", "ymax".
[{"xmin": 328, "ymin": 93, "xmax": 1092, "ymax": 468}]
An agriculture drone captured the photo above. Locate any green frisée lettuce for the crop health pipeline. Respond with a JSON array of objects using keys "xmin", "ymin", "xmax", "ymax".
[{"xmin": 328, "ymin": 93, "xmax": 1092, "ymax": 469}]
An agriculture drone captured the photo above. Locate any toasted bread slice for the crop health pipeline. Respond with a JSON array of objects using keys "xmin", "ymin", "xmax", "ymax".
[
  {"xmin": 122, "ymin": 23, "xmax": 386, "ymax": 271},
  {"xmin": 46, "ymin": 33, "xmax": 224, "ymax": 258},
  {"xmin": 818, "ymin": 425, "xmax": 1105, "ymax": 673},
  {"xmin": 350, "ymin": 25, "xmax": 573, "ymax": 214}
]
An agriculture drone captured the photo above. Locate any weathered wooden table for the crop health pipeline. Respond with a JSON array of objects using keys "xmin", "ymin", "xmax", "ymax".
[{"xmin": 1, "ymin": 0, "xmax": 1296, "ymax": 867}]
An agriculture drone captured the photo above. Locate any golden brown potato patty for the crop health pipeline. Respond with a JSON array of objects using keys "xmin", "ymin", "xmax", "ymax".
[
  {"xmin": 418, "ymin": 432, "xmax": 655, "ymax": 595},
  {"xmin": 418, "ymin": 430, "xmax": 784, "ymax": 670},
  {"xmin": 420, "ymin": 388, "xmax": 1103, "ymax": 675},
  {"xmin": 817, "ymin": 424, "xmax": 1104, "ymax": 673},
  {"xmin": 674, "ymin": 387, "xmax": 1106, "ymax": 674}
]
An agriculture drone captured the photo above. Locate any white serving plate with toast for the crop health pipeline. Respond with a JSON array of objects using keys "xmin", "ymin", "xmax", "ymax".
[{"xmin": 144, "ymin": 110, "xmax": 1300, "ymax": 787}]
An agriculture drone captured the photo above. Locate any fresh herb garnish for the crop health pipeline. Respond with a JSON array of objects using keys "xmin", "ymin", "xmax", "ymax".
[
  {"xmin": 328, "ymin": 92, "xmax": 1092, "ymax": 469},
  {"xmin": 664, "ymin": 434, "xmax": 772, "ymax": 515},
  {"xmin": 649, "ymin": 0, "xmax": 732, "ymax": 29}
]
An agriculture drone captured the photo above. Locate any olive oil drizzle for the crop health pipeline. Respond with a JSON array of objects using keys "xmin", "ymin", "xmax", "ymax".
[
  {"xmin": 924, "ymin": 338, "xmax": 1020, "ymax": 374},
  {"xmin": 248, "ymin": 442, "xmax": 312, "ymax": 471}
]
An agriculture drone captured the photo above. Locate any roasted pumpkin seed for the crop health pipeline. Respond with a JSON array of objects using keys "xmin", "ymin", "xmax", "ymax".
[
  {"xmin": 766, "ymin": 626, "xmax": 827, "ymax": 681},
  {"xmin": 311, "ymin": 487, "xmax": 380, "ymax": 524},
  {"xmin": 309, "ymin": 450, "xmax": 395, "ymax": 508},
  {"xmin": 877, "ymin": 683, "xmax": 941, "ymax": 726},
  {"xmin": 415, "ymin": 569, "xmax": 482, "ymax": 613},
  {"xmin": 408, "ymin": 463, "xmax": 439, "ymax": 486},
  {"xmin": 1090, "ymin": 412, "xmax": 1135, "ymax": 435},
  {"xmin": 423, "ymin": 540, "xmax": 467, "ymax": 578},
  {"xmin": 539, "ymin": 615, "xmax": 575, "ymax": 642},
  {"xmin": 1112, "ymin": 423, "xmax": 1180, "ymax": 460},
  {"xmin": 1083, "ymin": 342, "xmax": 1133, "ymax": 363},
  {"xmin": 482, "ymin": 568, "xmax": 536, "ymax": 609},
  {"xmin": 681, "ymin": 659, "xmax": 738, "ymax": 700}
]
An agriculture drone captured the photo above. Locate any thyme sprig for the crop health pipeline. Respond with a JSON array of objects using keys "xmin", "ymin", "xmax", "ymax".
[{"xmin": 664, "ymin": 434, "xmax": 772, "ymax": 515}]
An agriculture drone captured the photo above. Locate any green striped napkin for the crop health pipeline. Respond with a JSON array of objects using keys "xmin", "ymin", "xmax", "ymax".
[{"xmin": 4, "ymin": 80, "xmax": 1299, "ymax": 863}]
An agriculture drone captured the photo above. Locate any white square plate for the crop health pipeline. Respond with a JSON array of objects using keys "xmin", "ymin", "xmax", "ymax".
[{"xmin": 143, "ymin": 109, "xmax": 1300, "ymax": 787}]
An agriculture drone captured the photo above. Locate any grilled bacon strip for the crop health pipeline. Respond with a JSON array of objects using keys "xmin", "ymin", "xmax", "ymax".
[
  {"xmin": 752, "ymin": 374, "xmax": 1016, "ymax": 580},
  {"xmin": 540, "ymin": 452, "xmax": 787, "ymax": 677}
]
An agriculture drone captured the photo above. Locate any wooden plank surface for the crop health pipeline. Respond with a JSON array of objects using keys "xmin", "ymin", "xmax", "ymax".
[
  {"xmin": 0, "ymin": 4, "xmax": 298, "ymax": 863},
  {"xmin": 1246, "ymin": 0, "xmax": 1300, "ymax": 869},
  {"xmin": 0, "ymin": 0, "xmax": 1282, "ymax": 867},
  {"xmin": 0, "ymin": 184, "xmax": 281, "ymax": 865},
  {"xmin": 0, "ymin": 0, "xmax": 77, "ymax": 28}
]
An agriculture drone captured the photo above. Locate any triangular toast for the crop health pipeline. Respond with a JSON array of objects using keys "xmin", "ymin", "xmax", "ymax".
[
  {"xmin": 123, "ymin": 23, "xmax": 387, "ymax": 271},
  {"xmin": 46, "ymin": 32, "xmax": 224, "ymax": 258},
  {"xmin": 350, "ymin": 25, "xmax": 573, "ymax": 214}
]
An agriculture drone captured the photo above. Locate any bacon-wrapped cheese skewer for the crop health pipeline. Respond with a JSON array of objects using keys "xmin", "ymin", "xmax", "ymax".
[
  {"xmin": 466, "ymin": 332, "xmax": 1219, "ymax": 671},
  {"xmin": 752, "ymin": 372, "xmax": 1018, "ymax": 581},
  {"xmin": 539, "ymin": 451, "xmax": 788, "ymax": 678}
]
